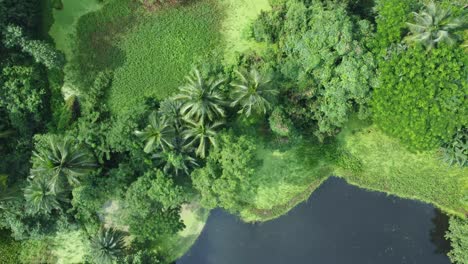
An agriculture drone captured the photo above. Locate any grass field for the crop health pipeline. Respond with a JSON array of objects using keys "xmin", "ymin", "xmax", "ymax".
[
  {"xmin": 71, "ymin": 0, "xmax": 223, "ymax": 115},
  {"xmin": 218, "ymin": 0, "xmax": 271, "ymax": 64},
  {"xmin": 108, "ymin": 1, "xmax": 223, "ymax": 114}
]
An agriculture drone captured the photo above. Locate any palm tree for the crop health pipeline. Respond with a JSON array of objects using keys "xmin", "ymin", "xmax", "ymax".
[
  {"xmin": 405, "ymin": 2, "xmax": 466, "ymax": 50},
  {"xmin": 230, "ymin": 69, "xmax": 278, "ymax": 117},
  {"xmin": 159, "ymin": 98, "xmax": 184, "ymax": 132},
  {"xmin": 90, "ymin": 227, "xmax": 126, "ymax": 264},
  {"xmin": 30, "ymin": 136, "xmax": 96, "ymax": 193},
  {"xmin": 153, "ymin": 150, "xmax": 199, "ymax": 176},
  {"xmin": 135, "ymin": 111, "xmax": 174, "ymax": 153},
  {"xmin": 183, "ymin": 120, "xmax": 223, "ymax": 158},
  {"xmin": 24, "ymin": 177, "xmax": 62, "ymax": 214},
  {"xmin": 174, "ymin": 69, "xmax": 226, "ymax": 123}
]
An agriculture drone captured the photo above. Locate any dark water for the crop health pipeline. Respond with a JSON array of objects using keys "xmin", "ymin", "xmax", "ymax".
[{"xmin": 178, "ymin": 177, "xmax": 451, "ymax": 264}]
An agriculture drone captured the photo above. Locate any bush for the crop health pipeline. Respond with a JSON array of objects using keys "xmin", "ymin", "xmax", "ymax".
[
  {"xmin": 446, "ymin": 216, "xmax": 468, "ymax": 264},
  {"xmin": 372, "ymin": 45, "xmax": 467, "ymax": 151},
  {"xmin": 269, "ymin": 107, "xmax": 294, "ymax": 137},
  {"xmin": 441, "ymin": 128, "xmax": 467, "ymax": 167},
  {"xmin": 0, "ymin": 229, "xmax": 21, "ymax": 263}
]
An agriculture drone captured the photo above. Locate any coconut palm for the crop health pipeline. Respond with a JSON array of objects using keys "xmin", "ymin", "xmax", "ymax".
[
  {"xmin": 135, "ymin": 111, "xmax": 174, "ymax": 153},
  {"xmin": 24, "ymin": 177, "xmax": 63, "ymax": 214},
  {"xmin": 174, "ymin": 69, "xmax": 226, "ymax": 123},
  {"xmin": 230, "ymin": 69, "xmax": 278, "ymax": 117},
  {"xmin": 405, "ymin": 2, "xmax": 467, "ymax": 50},
  {"xmin": 153, "ymin": 150, "xmax": 199, "ymax": 177},
  {"xmin": 90, "ymin": 227, "xmax": 126, "ymax": 264},
  {"xmin": 30, "ymin": 136, "xmax": 96, "ymax": 193},
  {"xmin": 183, "ymin": 120, "xmax": 223, "ymax": 158},
  {"xmin": 159, "ymin": 98, "xmax": 184, "ymax": 132}
]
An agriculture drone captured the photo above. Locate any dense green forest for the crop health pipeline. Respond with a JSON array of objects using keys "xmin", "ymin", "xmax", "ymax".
[{"xmin": 0, "ymin": 0, "xmax": 467, "ymax": 263}]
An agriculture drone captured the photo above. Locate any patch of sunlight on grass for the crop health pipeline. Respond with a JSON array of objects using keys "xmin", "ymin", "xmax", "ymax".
[
  {"xmin": 219, "ymin": 0, "xmax": 271, "ymax": 64},
  {"xmin": 159, "ymin": 202, "xmax": 209, "ymax": 261},
  {"xmin": 49, "ymin": 0, "xmax": 102, "ymax": 60},
  {"xmin": 336, "ymin": 124, "xmax": 468, "ymax": 217}
]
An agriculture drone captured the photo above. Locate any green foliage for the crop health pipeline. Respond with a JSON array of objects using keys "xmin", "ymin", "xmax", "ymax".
[
  {"xmin": 446, "ymin": 216, "xmax": 468, "ymax": 264},
  {"xmin": 30, "ymin": 135, "xmax": 96, "ymax": 192},
  {"xmin": 0, "ymin": 229, "xmax": 21, "ymax": 264},
  {"xmin": 135, "ymin": 111, "xmax": 174, "ymax": 153},
  {"xmin": 175, "ymin": 69, "xmax": 226, "ymax": 123},
  {"xmin": 90, "ymin": 227, "xmax": 127, "ymax": 264},
  {"xmin": 153, "ymin": 150, "xmax": 199, "ymax": 177},
  {"xmin": 256, "ymin": 0, "xmax": 376, "ymax": 139},
  {"xmin": 24, "ymin": 177, "xmax": 63, "ymax": 215},
  {"xmin": 441, "ymin": 128, "xmax": 468, "ymax": 167},
  {"xmin": 373, "ymin": 0, "xmax": 418, "ymax": 50},
  {"xmin": 372, "ymin": 45, "xmax": 467, "ymax": 151},
  {"xmin": 269, "ymin": 107, "xmax": 294, "ymax": 137},
  {"xmin": 3, "ymin": 25, "xmax": 65, "ymax": 69},
  {"xmin": 0, "ymin": 65, "xmax": 47, "ymax": 135},
  {"xmin": 405, "ymin": 2, "xmax": 467, "ymax": 50},
  {"xmin": 182, "ymin": 119, "xmax": 223, "ymax": 159},
  {"xmin": 125, "ymin": 170, "xmax": 185, "ymax": 242},
  {"xmin": 191, "ymin": 132, "xmax": 258, "ymax": 213},
  {"xmin": 74, "ymin": 0, "xmax": 223, "ymax": 115},
  {"xmin": 230, "ymin": 69, "xmax": 278, "ymax": 117}
]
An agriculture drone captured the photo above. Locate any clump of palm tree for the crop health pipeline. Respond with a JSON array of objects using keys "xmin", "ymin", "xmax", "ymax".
[
  {"xmin": 230, "ymin": 69, "xmax": 278, "ymax": 117},
  {"xmin": 159, "ymin": 98, "xmax": 184, "ymax": 132},
  {"xmin": 183, "ymin": 119, "xmax": 223, "ymax": 158},
  {"xmin": 90, "ymin": 227, "xmax": 126, "ymax": 264},
  {"xmin": 24, "ymin": 177, "xmax": 65, "ymax": 215},
  {"xmin": 405, "ymin": 2, "xmax": 467, "ymax": 50},
  {"xmin": 175, "ymin": 69, "xmax": 226, "ymax": 123},
  {"xmin": 153, "ymin": 150, "xmax": 199, "ymax": 177},
  {"xmin": 30, "ymin": 136, "xmax": 96, "ymax": 193},
  {"xmin": 135, "ymin": 111, "xmax": 174, "ymax": 153}
]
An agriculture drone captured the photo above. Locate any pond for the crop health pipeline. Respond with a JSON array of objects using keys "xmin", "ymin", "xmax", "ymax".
[{"xmin": 178, "ymin": 177, "xmax": 451, "ymax": 264}]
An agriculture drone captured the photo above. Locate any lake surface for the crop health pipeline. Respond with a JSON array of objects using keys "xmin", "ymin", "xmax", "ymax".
[{"xmin": 178, "ymin": 177, "xmax": 451, "ymax": 264}]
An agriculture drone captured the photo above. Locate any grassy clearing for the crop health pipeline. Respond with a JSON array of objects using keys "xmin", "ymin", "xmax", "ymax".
[
  {"xmin": 109, "ymin": 1, "xmax": 223, "ymax": 114},
  {"xmin": 73, "ymin": 0, "xmax": 223, "ymax": 115},
  {"xmin": 336, "ymin": 123, "xmax": 468, "ymax": 218},
  {"xmin": 218, "ymin": 0, "xmax": 271, "ymax": 64},
  {"xmin": 240, "ymin": 137, "xmax": 337, "ymax": 222},
  {"xmin": 49, "ymin": 0, "xmax": 102, "ymax": 60}
]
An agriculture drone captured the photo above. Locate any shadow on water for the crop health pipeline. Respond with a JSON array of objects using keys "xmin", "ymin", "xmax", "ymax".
[
  {"xmin": 430, "ymin": 209, "xmax": 452, "ymax": 254},
  {"xmin": 178, "ymin": 177, "xmax": 451, "ymax": 264}
]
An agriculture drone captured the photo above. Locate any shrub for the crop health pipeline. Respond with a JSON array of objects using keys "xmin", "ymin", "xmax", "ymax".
[
  {"xmin": 446, "ymin": 216, "xmax": 468, "ymax": 264},
  {"xmin": 269, "ymin": 107, "xmax": 294, "ymax": 137},
  {"xmin": 372, "ymin": 45, "xmax": 467, "ymax": 151},
  {"xmin": 441, "ymin": 128, "xmax": 467, "ymax": 167}
]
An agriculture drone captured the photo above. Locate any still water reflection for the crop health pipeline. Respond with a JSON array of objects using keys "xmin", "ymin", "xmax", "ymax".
[{"xmin": 178, "ymin": 177, "xmax": 450, "ymax": 264}]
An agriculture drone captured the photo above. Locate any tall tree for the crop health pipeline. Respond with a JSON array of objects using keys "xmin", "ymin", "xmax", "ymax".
[
  {"xmin": 24, "ymin": 177, "xmax": 63, "ymax": 215},
  {"xmin": 90, "ymin": 227, "xmax": 126, "ymax": 264},
  {"xmin": 405, "ymin": 2, "xmax": 466, "ymax": 50},
  {"xmin": 135, "ymin": 111, "xmax": 174, "ymax": 153},
  {"xmin": 175, "ymin": 69, "xmax": 225, "ymax": 123},
  {"xmin": 183, "ymin": 120, "xmax": 223, "ymax": 158},
  {"xmin": 230, "ymin": 69, "xmax": 278, "ymax": 117},
  {"xmin": 30, "ymin": 136, "xmax": 96, "ymax": 192}
]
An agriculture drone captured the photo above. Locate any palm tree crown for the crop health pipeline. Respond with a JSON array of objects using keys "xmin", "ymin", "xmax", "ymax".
[
  {"xmin": 174, "ymin": 69, "xmax": 226, "ymax": 123},
  {"xmin": 405, "ymin": 2, "xmax": 466, "ymax": 50},
  {"xmin": 30, "ymin": 136, "xmax": 96, "ymax": 193},
  {"xmin": 24, "ymin": 177, "xmax": 63, "ymax": 214},
  {"xmin": 230, "ymin": 69, "xmax": 278, "ymax": 117},
  {"xmin": 183, "ymin": 120, "xmax": 223, "ymax": 158},
  {"xmin": 135, "ymin": 111, "xmax": 174, "ymax": 153},
  {"xmin": 90, "ymin": 227, "xmax": 126, "ymax": 264},
  {"xmin": 159, "ymin": 98, "xmax": 184, "ymax": 131}
]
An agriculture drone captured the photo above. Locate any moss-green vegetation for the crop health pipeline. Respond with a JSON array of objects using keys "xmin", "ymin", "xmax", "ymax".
[
  {"xmin": 73, "ymin": 0, "xmax": 223, "ymax": 115},
  {"xmin": 2, "ymin": 0, "xmax": 467, "ymax": 263},
  {"xmin": 0, "ymin": 230, "xmax": 21, "ymax": 263}
]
